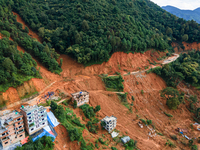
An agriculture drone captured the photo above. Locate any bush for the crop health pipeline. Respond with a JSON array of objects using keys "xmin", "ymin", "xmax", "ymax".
[
  {"xmin": 111, "ymin": 147, "xmax": 118, "ymax": 150},
  {"xmin": 117, "ymin": 92, "xmax": 128, "ymax": 103},
  {"xmin": 80, "ymin": 104, "xmax": 95, "ymax": 119},
  {"xmin": 131, "ymin": 96, "xmax": 135, "ymax": 101},
  {"xmin": 102, "ymin": 75, "xmax": 124, "ymax": 92},
  {"xmin": 170, "ymin": 135, "xmax": 177, "ymax": 141},
  {"xmin": 94, "ymin": 105, "xmax": 101, "ymax": 113},
  {"xmin": 1, "ymin": 30, "xmax": 10, "ymax": 37},
  {"xmin": 141, "ymin": 90, "xmax": 144, "ymax": 95},
  {"xmin": 68, "ymin": 128, "xmax": 82, "ymax": 142},
  {"xmin": 146, "ymin": 120, "xmax": 152, "ymax": 125},
  {"xmin": 164, "ymin": 112, "xmax": 173, "ymax": 117},
  {"xmin": 124, "ymin": 139, "xmax": 137, "ymax": 149},
  {"xmin": 140, "ymin": 119, "xmax": 146, "ymax": 125},
  {"xmin": 73, "ymin": 100, "xmax": 77, "ymax": 109},
  {"xmin": 191, "ymin": 145, "xmax": 198, "ymax": 150},
  {"xmin": 166, "ymin": 140, "xmax": 176, "ymax": 148}
]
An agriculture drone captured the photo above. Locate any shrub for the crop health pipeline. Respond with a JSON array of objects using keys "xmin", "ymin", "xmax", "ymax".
[
  {"xmin": 73, "ymin": 100, "xmax": 77, "ymax": 109},
  {"xmin": 146, "ymin": 120, "xmax": 152, "ymax": 125},
  {"xmin": 111, "ymin": 147, "xmax": 118, "ymax": 150},
  {"xmin": 141, "ymin": 90, "xmax": 144, "ymax": 95},
  {"xmin": 170, "ymin": 135, "xmax": 177, "ymax": 141},
  {"xmin": 1, "ymin": 30, "xmax": 10, "ymax": 37},
  {"xmin": 140, "ymin": 119, "xmax": 146, "ymax": 125},
  {"xmin": 164, "ymin": 112, "xmax": 173, "ymax": 117},
  {"xmin": 80, "ymin": 104, "xmax": 95, "ymax": 119},
  {"xmin": 131, "ymin": 96, "xmax": 135, "ymax": 101},
  {"xmin": 95, "ymin": 143, "xmax": 99, "ymax": 149},
  {"xmin": 124, "ymin": 139, "xmax": 137, "ymax": 149},
  {"xmin": 117, "ymin": 92, "xmax": 128, "ymax": 102},
  {"xmin": 166, "ymin": 140, "xmax": 176, "ymax": 148},
  {"xmin": 191, "ymin": 145, "xmax": 198, "ymax": 150},
  {"xmin": 94, "ymin": 105, "xmax": 101, "ymax": 113},
  {"xmin": 68, "ymin": 128, "xmax": 82, "ymax": 142},
  {"xmin": 102, "ymin": 75, "xmax": 124, "ymax": 92}
]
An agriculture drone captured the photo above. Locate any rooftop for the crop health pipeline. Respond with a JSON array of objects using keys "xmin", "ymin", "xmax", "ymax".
[
  {"xmin": 20, "ymin": 105, "xmax": 46, "ymax": 113},
  {"xmin": 71, "ymin": 91, "xmax": 89, "ymax": 96},
  {"xmin": 102, "ymin": 115, "xmax": 117, "ymax": 122},
  {"xmin": 0, "ymin": 111, "xmax": 22, "ymax": 133}
]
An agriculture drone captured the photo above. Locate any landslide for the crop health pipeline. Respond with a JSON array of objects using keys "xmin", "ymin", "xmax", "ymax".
[
  {"xmin": 172, "ymin": 41, "xmax": 200, "ymax": 53},
  {"xmin": 3, "ymin": 12, "xmax": 200, "ymax": 150}
]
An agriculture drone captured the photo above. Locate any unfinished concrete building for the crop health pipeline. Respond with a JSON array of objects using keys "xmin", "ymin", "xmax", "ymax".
[
  {"xmin": 20, "ymin": 105, "xmax": 47, "ymax": 135},
  {"xmin": 0, "ymin": 111, "xmax": 25, "ymax": 148},
  {"xmin": 101, "ymin": 115, "xmax": 117, "ymax": 133},
  {"xmin": 71, "ymin": 91, "xmax": 89, "ymax": 107}
]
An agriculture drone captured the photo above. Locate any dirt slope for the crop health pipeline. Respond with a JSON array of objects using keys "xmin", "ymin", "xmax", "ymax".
[{"xmin": 2, "ymin": 12, "xmax": 200, "ymax": 150}]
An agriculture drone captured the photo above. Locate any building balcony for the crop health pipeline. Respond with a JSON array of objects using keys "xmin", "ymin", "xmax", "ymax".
[
  {"xmin": 1, "ymin": 136, "xmax": 10, "ymax": 142},
  {"xmin": 28, "ymin": 123, "xmax": 35, "ymax": 128}
]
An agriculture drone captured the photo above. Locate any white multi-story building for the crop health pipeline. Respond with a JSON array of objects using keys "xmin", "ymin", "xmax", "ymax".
[
  {"xmin": 20, "ymin": 105, "xmax": 47, "ymax": 135},
  {"xmin": 71, "ymin": 91, "xmax": 89, "ymax": 107},
  {"xmin": 101, "ymin": 115, "xmax": 117, "ymax": 133}
]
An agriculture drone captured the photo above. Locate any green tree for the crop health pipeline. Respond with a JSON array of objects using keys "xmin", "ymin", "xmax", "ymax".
[
  {"xmin": 182, "ymin": 34, "xmax": 188, "ymax": 41},
  {"xmin": 2, "ymin": 58, "xmax": 15, "ymax": 72},
  {"xmin": 94, "ymin": 105, "xmax": 101, "ymax": 112},
  {"xmin": 50, "ymin": 101, "xmax": 58, "ymax": 111},
  {"xmin": 74, "ymin": 100, "xmax": 77, "ymax": 109},
  {"xmin": 82, "ymin": 20, "xmax": 89, "ymax": 30},
  {"xmin": 38, "ymin": 27, "xmax": 45, "ymax": 38},
  {"xmin": 161, "ymin": 87, "xmax": 181, "ymax": 110}
]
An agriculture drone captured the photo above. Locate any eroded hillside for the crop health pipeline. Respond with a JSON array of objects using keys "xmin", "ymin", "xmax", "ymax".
[{"xmin": 1, "ymin": 12, "xmax": 200, "ymax": 150}]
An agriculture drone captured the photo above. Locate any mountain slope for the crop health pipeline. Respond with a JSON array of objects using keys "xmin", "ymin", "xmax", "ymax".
[
  {"xmin": 10, "ymin": 0, "xmax": 200, "ymax": 65},
  {"xmin": 162, "ymin": 6, "xmax": 200, "ymax": 23}
]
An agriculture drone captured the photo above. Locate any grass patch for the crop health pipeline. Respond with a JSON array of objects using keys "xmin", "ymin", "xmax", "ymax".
[
  {"xmin": 102, "ymin": 75, "xmax": 124, "ymax": 92},
  {"xmin": 164, "ymin": 112, "xmax": 173, "ymax": 117},
  {"xmin": 20, "ymin": 91, "xmax": 38, "ymax": 100}
]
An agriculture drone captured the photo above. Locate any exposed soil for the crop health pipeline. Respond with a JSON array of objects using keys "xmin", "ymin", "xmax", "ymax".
[
  {"xmin": 2, "ymin": 12, "xmax": 200, "ymax": 150},
  {"xmin": 172, "ymin": 41, "xmax": 200, "ymax": 53}
]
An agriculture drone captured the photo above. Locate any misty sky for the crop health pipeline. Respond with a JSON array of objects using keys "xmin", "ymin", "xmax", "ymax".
[{"xmin": 150, "ymin": 0, "xmax": 200, "ymax": 10}]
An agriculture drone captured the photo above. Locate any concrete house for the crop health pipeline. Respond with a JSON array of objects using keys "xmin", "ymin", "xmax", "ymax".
[
  {"xmin": 101, "ymin": 115, "xmax": 117, "ymax": 133},
  {"xmin": 20, "ymin": 105, "xmax": 47, "ymax": 135},
  {"xmin": 0, "ymin": 111, "xmax": 25, "ymax": 148},
  {"xmin": 121, "ymin": 136, "xmax": 130, "ymax": 144},
  {"xmin": 71, "ymin": 91, "xmax": 89, "ymax": 107}
]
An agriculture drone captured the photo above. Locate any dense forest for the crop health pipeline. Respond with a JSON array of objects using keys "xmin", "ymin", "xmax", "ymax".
[
  {"xmin": 8, "ymin": 0, "xmax": 200, "ymax": 65},
  {"xmin": 0, "ymin": 38, "xmax": 40, "ymax": 92},
  {"xmin": 0, "ymin": 1, "xmax": 62, "ymax": 73}
]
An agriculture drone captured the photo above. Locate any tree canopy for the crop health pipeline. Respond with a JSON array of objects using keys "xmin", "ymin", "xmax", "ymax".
[{"xmin": 8, "ymin": 0, "xmax": 200, "ymax": 65}]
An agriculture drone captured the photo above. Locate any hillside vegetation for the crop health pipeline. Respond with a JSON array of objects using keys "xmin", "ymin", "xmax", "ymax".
[
  {"xmin": 10, "ymin": 0, "xmax": 200, "ymax": 65},
  {"xmin": 0, "ymin": 38, "xmax": 40, "ymax": 92},
  {"xmin": 0, "ymin": 1, "xmax": 62, "ymax": 73},
  {"xmin": 162, "ymin": 6, "xmax": 200, "ymax": 24}
]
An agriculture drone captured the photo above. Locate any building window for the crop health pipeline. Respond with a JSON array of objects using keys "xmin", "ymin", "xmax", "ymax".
[
  {"xmin": 15, "ymin": 136, "xmax": 17, "ymax": 139},
  {"xmin": 5, "ymin": 142, "xmax": 8, "ymax": 144},
  {"xmin": 31, "ymin": 128, "xmax": 34, "ymax": 131},
  {"xmin": 17, "ymin": 118, "xmax": 21, "ymax": 121},
  {"xmin": 29, "ymin": 120, "xmax": 32, "ymax": 123},
  {"xmin": 2, "ymin": 133, "xmax": 5, "ymax": 136},
  {"xmin": 27, "ymin": 112, "xmax": 31, "ymax": 115},
  {"xmin": 42, "ymin": 122, "xmax": 45, "ymax": 125},
  {"xmin": 19, "ymin": 135, "xmax": 23, "ymax": 137},
  {"xmin": 19, "ymin": 126, "xmax": 22, "ymax": 129},
  {"xmin": 18, "ymin": 122, "xmax": 21, "ymax": 125},
  {"xmin": 42, "ymin": 118, "xmax": 44, "ymax": 121},
  {"xmin": 41, "ymin": 115, "xmax": 44, "ymax": 117}
]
